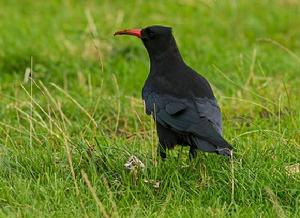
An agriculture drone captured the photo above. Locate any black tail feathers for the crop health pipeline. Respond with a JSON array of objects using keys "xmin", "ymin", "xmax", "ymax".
[
  {"xmin": 216, "ymin": 147, "xmax": 233, "ymax": 157},
  {"xmin": 191, "ymin": 136, "xmax": 233, "ymax": 157}
]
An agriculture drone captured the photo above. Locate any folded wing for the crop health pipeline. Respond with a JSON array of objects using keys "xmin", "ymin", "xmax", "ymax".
[{"xmin": 143, "ymin": 89, "xmax": 232, "ymax": 153}]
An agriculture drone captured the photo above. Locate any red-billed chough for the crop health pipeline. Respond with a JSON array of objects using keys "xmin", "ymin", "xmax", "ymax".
[{"xmin": 114, "ymin": 25, "xmax": 233, "ymax": 159}]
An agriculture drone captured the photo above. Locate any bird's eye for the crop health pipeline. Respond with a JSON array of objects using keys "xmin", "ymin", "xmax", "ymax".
[{"xmin": 148, "ymin": 31, "xmax": 155, "ymax": 39}]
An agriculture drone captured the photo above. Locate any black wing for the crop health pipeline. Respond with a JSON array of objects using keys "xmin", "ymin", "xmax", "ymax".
[{"xmin": 142, "ymin": 87, "xmax": 232, "ymax": 151}]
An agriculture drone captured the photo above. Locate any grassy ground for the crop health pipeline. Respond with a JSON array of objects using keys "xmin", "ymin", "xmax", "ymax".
[{"xmin": 0, "ymin": 0, "xmax": 300, "ymax": 217}]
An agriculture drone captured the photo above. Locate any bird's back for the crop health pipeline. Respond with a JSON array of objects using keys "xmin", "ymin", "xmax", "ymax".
[{"xmin": 144, "ymin": 62, "xmax": 215, "ymax": 98}]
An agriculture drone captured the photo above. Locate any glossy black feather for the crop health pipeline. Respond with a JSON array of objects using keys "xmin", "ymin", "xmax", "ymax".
[
  {"xmin": 138, "ymin": 25, "xmax": 233, "ymax": 158},
  {"xmin": 143, "ymin": 89, "xmax": 232, "ymax": 154}
]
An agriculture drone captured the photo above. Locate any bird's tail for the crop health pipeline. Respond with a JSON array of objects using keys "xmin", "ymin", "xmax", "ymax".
[
  {"xmin": 191, "ymin": 136, "xmax": 233, "ymax": 157},
  {"xmin": 216, "ymin": 147, "xmax": 233, "ymax": 157}
]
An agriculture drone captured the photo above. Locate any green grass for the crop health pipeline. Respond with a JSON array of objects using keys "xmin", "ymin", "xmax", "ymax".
[{"xmin": 1, "ymin": 0, "xmax": 300, "ymax": 217}]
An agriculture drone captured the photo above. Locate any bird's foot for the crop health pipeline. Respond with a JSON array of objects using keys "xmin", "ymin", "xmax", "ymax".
[
  {"xmin": 189, "ymin": 147, "xmax": 197, "ymax": 160},
  {"xmin": 157, "ymin": 144, "xmax": 166, "ymax": 160}
]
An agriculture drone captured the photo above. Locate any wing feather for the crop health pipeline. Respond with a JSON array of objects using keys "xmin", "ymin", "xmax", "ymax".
[{"xmin": 142, "ymin": 89, "xmax": 232, "ymax": 149}]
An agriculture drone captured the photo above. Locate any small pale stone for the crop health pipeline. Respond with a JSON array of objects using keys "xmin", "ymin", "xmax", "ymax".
[
  {"xmin": 285, "ymin": 163, "xmax": 299, "ymax": 175},
  {"xmin": 143, "ymin": 179, "xmax": 160, "ymax": 189},
  {"xmin": 124, "ymin": 155, "xmax": 145, "ymax": 171},
  {"xmin": 24, "ymin": 68, "xmax": 31, "ymax": 83}
]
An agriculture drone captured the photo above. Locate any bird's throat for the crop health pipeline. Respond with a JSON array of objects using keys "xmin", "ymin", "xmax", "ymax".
[{"xmin": 148, "ymin": 44, "xmax": 185, "ymax": 71}]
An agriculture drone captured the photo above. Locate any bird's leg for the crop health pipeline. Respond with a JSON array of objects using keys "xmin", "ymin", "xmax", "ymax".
[
  {"xmin": 157, "ymin": 143, "xmax": 166, "ymax": 160},
  {"xmin": 189, "ymin": 146, "xmax": 197, "ymax": 160}
]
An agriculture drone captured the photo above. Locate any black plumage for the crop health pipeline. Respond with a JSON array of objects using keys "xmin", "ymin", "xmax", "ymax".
[{"xmin": 115, "ymin": 25, "xmax": 233, "ymax": 159}]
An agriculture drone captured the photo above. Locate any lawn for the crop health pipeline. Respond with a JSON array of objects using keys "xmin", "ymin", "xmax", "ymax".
[{"xmin": 0, "ymin": 0, "xmax": 300, "ymax": 217}]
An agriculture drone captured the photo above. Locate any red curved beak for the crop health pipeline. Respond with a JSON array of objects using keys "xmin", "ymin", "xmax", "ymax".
[{"xmin": 114, "ymin": 29, "xmax": 142, "ymax": 38}]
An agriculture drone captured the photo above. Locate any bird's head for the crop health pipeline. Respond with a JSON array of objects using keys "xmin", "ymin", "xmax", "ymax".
[{"xmin": 114, "ymin": 25, "xmax": 176, "ymax": 59}]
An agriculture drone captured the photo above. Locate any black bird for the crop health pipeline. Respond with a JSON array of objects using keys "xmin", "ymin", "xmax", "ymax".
[{"xmin": 114, "ymin": 25, "xmax": 233, "ymax": 159}]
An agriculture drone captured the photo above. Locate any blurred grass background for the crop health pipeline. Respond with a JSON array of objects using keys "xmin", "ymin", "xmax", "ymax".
[{"xmin": 0, "ymin": 0, "xmax": 300, "ymax": 217}]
